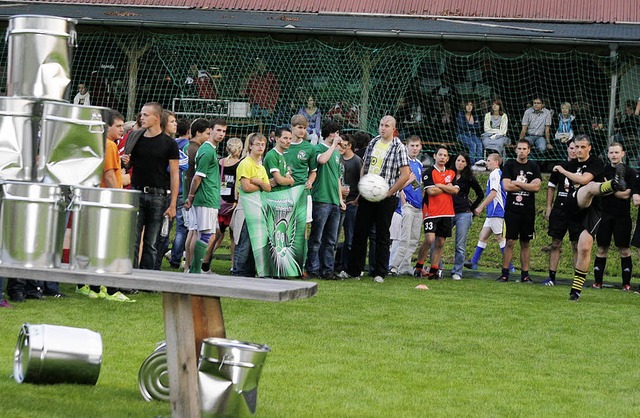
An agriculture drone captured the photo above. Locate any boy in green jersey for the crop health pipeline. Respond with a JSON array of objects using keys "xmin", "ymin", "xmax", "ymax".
[
  {"xmin": 264, "ymin": 127, "xmax": 294, "ymax": 192},
  {"xmin": 305, "ymin": 120, "xmax": 346, "ymax": 279}
]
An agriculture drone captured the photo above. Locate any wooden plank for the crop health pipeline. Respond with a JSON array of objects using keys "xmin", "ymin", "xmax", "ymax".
[
  {"xmin": 163, "ymin": 293, "xmax": 201, "ymax": 418},
  {"xmin": 0, "ymin": 265, "xmax": 317, "ymax": 302},
  {"xmin": 192, "ymin": 296, "xmax": 225, "ymax": 356}
]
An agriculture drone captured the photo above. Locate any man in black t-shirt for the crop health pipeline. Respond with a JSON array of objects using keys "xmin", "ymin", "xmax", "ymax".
[
  {"xmin": 123, "ymin": 102, "xmax": 179, "ymax": 270},
  {"xmin": 593, "ymin": 143, "xmax": 636, "ymax": 291},
  {"xmin": 550, "ymin": 135, "xmax": 627, "ymax": 301},
  {"xmin": 497, "ymin": 139, "xmax": 541, "ymax": 283},
  {"xmin": 543, "ymin": 140, "xmax": 577, "ymax": 286}
]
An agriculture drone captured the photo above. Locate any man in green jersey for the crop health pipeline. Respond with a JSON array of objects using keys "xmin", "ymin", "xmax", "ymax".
[
  {"xmin": 264, "ymin": 127, "xmax": 294, "ymax": 192},
  {"xmin": 184, "ymin": 118, "xmax": 227, "ymax": 273},
  {"xmin": 286, "ymin": 114, "xmax": 318, "ymax": 223},
  {"xmin": 305, "ymin": 120, "xmax": 347, "ymax": 279}
]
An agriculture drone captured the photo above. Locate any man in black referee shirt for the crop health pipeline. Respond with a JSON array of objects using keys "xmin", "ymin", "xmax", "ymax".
[
  {"xmin": 550, "ymin": 135, "xmax": 627, "ymax": 301},
  {"xmin": 593, "ymin": 143, "xmax": 636, "ymax": 291}
]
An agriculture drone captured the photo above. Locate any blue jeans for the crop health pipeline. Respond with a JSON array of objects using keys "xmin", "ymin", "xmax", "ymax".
[
  {"xmin": 457, "ymin": 133, "xmax": 483, "ymax": 163},
  {"xmin": 339, "ymin": 203, "xmax": 358, "ymax": 271},
  {"xmin": 525, "ymin": 135, "xmax": 547, "ymax": 154},
  {"xmin": 170, "ymin": 196, "xmax": 187, "ymax": 266},
  {"xmin": 233, "ymin": 222, "xmax": 256, "ymax": 277},
  {"xmin": 306, "ymin": 202, "xmax": 341, "ymax": 276},
  {"xmin": 134, "ymin": 193, "xmax": 169, "ymax": 270},
  {"xmin": 451, "ymin": 211, "xmax": 473, "ymax": 276}
]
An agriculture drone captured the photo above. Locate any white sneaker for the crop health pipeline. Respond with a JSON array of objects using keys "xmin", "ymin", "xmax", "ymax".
[
  {"xmin": 337, "ymin": 271, "xmax": 352, "ymax": 279},
  {"xmin": 475, "ymin": 159, "xmax": 487, "ymax": 166},
  {"xmin": 452, "ymin": 274, "xmax": 462, "ymax": 281},
  {"xmin": 373, "ymin": 276, "xmax": 385, "ymax": 283},
  {"xmin": 164, "ymin": 250, "xmax": 171, "ymax": 260}
]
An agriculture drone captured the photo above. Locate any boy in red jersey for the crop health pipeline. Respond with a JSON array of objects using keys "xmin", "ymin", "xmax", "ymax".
[{"xmin": 414, "ymin": 146, "xmax": 459, "ymax": 279}]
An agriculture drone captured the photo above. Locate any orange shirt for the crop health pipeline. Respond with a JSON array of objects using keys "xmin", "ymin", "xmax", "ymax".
[
  {"xmin": 422, "ymin": 165, "xmax": 456, "ymax": 218},
  {"xmin": 101, "ymin": 139, "xmax": 123, "ymax": 188}
]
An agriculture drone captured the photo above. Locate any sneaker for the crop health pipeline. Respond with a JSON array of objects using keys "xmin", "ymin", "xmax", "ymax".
[
  {"xmin": 373, "ymin": 276, "xmax": 385, "ymax": 283},
  {"xmin": 592, "ymin": 282, "xmax": 603, "ymax": 289},
  {"xmin": 521, "ymin": 276, "xmax": 534, "ymax": 284},
  {"xmin": 622, "ymin": 284, "xmax": 632, "ymax": 291},
  {"xmin": 612, "ymin": 163, "xmax": 627, "ymax": 192},
  {"xmin": 76, "ymin": 285, "xmax": 91, "ymax": 296},
  {"xmin": 569, "ymin": 290, "xmax": 581, "ymax": 301},
  {"xmin": 25, "ymin": 291, "xmax": 43, "ymax": 300},
  {"xmin": 337, "ymin": 270, "xmax": 352, "ymax": 280},
  {"xmin": 509, "ymin": 265, "xmax": 517, "ymax": 273},
  {"xmin": 437, "ymin": 269, "xmax": 443, "ymax": 279},
  {"xmin": 164, "ymin": 250, "xmax": 171, "ymax": 260},
  {"xmin": 388, "ymin": 268, "xmax": 398, "ymax": 276},
  {"xmin": 474, "ymin": 159, "xmax": 487, "ymax": 166},
  {"xmin": 104, "ymin": 291, "xmax": 136, "ymax": 303},
  {"xmin": 452, "ymin": 274, "xmax": 462, "ymax": 281},
  {"xmin": 44, "ymin": 292, "xmax": 67, "ymax": 298},
  {"xmin": 496, "ymin": 276, "xmax": 509, "ymax": 282},
  {"xmin": 10, "ymin": 292, "xmax": 25, "ymax": 302},
  {"xmin": 413, "ymin": 267, "xmax": 427, "ymax": 278},
  {"xmin": 542, "ymin": 278, "xmax": 555, "ymax": 286},
  {"xmin": 0, "ymin": 299, "xmax": 14, "ymax": 308},
  {"xmin": 87, "ymin": 286, "xmax": 107, "ymax": 299},
  {"xmin": 463, "ymin": 261, "xmax": 478, "ymax": 270}
]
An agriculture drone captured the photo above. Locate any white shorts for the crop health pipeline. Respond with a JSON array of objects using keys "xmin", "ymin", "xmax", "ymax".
[
  {"xmin": 306, "ymin": 194, "xmax": 313, "ymax": 223},
  {"xmin": 183, "ymin": 207, "xmax": 196, "ymax": 231},
  {"xmin": 193, "ymin": 206, "xmax": 219, "ymax": 233},
  {"xmin": 389, "ymin": 211, "xmax": 403, "ymax": 241},
  {"xmin": 483, "ymin": 217, "xmax": 505, "ymax": 235}
]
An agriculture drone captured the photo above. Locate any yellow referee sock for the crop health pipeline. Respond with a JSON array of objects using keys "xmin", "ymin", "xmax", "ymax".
[
  {"xmin": 571, "ymin": 268, "xmax": 587, "ymax": 291},
  {"xmin": 598, "ymin": 180, "xmax": 613, "ymax": 194}
]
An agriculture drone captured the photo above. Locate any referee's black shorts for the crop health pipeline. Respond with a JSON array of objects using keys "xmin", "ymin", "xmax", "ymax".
[{"xmin": 564, "ymin": 189, "xmax": 602, "ymax": 242}]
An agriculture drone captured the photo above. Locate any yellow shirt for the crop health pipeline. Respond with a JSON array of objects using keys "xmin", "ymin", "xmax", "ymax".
[
  {"xmin": 236, "ymin": 156, "xmax": 269, "ymax": 195},
  {"xmin": 368, "ymin": 140, "xmax": 391, "ymax": 175}
]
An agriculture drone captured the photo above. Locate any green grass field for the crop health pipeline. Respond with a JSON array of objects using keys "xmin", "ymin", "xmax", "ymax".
[
  {"xmin": 1, "ymin": 274, "xmax": 639, "ymax": 417},
  {"xmin": 1, "ymin": 172, "xmax": 639, "ymax": 417}
]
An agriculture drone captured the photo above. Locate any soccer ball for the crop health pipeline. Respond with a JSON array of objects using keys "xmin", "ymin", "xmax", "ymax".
[{"xmin": 358, "ymin": 173, "xmax": 389, "ymax": 202}]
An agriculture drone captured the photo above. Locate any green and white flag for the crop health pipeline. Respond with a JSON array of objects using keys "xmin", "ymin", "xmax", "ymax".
[{"xmin": 240, "ymin": 185, "xmax": 307, "ymax": 277}]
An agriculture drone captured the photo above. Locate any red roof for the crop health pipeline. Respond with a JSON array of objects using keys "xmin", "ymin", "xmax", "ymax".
[{"xmin": 18, "ymin": 0, "xmax": 640, "ymax": 24}]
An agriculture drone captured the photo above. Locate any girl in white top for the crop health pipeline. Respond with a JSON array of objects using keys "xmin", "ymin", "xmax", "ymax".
[{"xmin": 481, "ymin": 99, "xmax": 509, "ymax": 156}]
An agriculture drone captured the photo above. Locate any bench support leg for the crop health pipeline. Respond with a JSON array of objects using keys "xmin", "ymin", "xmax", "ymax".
[
  {"xmin": 192, "ymin": 295, "xmax": 226, "ymax": 356},
  {"xmin": 163, "ymin": 292, "xmax": 201, "ymax": 418}
]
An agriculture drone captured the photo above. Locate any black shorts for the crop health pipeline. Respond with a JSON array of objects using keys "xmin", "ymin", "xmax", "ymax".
[
  {"xmin": 504, "ymin": 210, "xmax": 535, "ymax": 241},
  {"xmin": 598, "ymin": 216, "xmax": 632, "ymax": 248},
  {"xmin": 564, "ymin": 189, "xmax": 602, "ymax": 242},
  {"xmin": 423, "ymin": 217, "xmax": 452, "ymax": 238},
  {"xmin": 547, "ymin": 207, "xmax": 569, "ymax": 240}
]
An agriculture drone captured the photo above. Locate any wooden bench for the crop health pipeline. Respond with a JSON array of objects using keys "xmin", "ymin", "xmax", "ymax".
[{"xmin": 0, "ymin": 265, "xmax": 317, "ymax": 418}]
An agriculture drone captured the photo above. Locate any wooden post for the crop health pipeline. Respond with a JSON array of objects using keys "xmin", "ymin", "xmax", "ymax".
[
  {"xmin": 192, "ymin": 295, "xmax": 226, "ymax": 356},
  {"xmin": 163, "ymin": 293, "xmax": 201, "ymax": 418}
]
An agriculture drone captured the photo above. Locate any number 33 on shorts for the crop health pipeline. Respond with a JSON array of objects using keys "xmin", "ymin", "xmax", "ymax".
[{"xmin": 423, "ymin": 220, "xmax": 435, "ymax": 233}]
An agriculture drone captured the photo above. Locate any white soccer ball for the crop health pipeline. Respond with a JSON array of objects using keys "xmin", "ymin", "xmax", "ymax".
[{"xmin": 358, "ymin": 173, "xmax": 389, "ymax": 202}]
